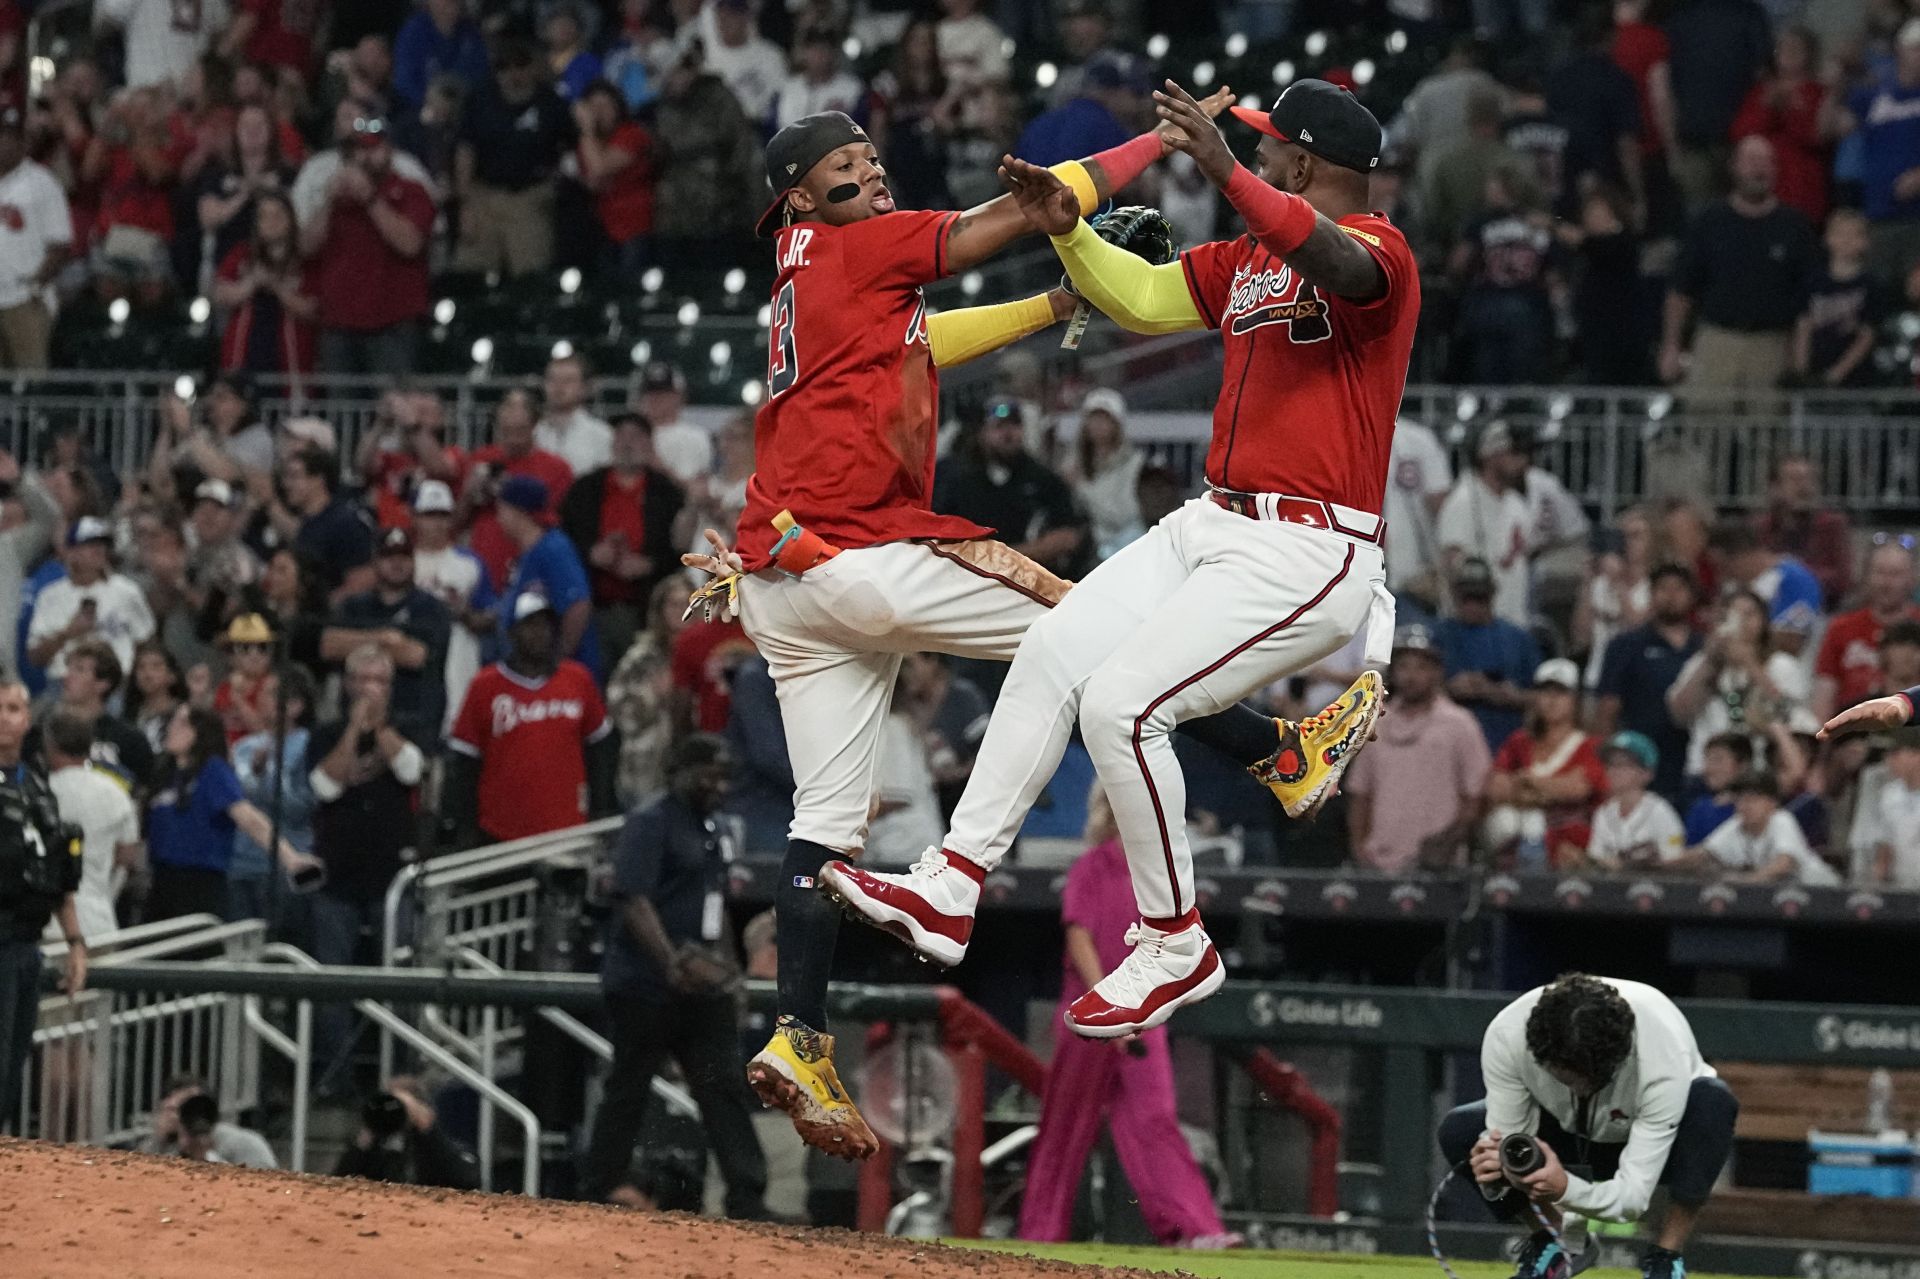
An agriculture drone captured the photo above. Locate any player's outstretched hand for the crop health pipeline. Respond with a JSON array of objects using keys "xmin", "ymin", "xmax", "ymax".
[
  {"xmin": 1155, "ymin": 82, "xmax": 1236, "ymax": 153},
  {"xmin": 1818, "ymin": 693, "xmax": 1912, "ymax": 740},
  {"xmin": 1155, "ymin": 80, "xmax": 1237, "ymax": 189},
  {"xmin": 996, "ymin": 156, "xmax": 1081, "ymax": 237},
  {"xmin": 682, "ymin": 528, "xmax": 746, "ymax": 623}
]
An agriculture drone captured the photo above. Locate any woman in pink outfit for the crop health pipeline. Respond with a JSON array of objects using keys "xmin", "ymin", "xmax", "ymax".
[{"xmin": 1017, "ymin": 798, "xmax": 1231, "ymax": 1246}]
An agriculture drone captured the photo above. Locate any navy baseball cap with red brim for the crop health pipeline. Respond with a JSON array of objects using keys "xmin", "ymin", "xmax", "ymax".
[
  {"xmin": 1228, "ymin": 78, "xmax": 1383, "ymax": 173},
  {"xmin": 756, "ymin": 111, "xmax": 872, "ymax": 238}
]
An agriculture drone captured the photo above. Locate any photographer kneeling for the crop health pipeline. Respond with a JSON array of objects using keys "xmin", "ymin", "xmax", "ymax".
[
  {"xmin": 1437, "ymin": 974, "xmax": 1738, "ymax": 1279},
  {"xmin": 334, "ymin": 1076, "xmax": 481, "ymax": 1191}
]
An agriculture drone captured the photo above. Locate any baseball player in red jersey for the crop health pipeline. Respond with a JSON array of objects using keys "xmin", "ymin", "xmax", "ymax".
[
  {"xmin": 685, "ymin": 106, "xmax": 1369, "ymax": 1161},
  {"xmin": 825, "ymin": 79, "xmax": 1414, "ymax": 1039}
]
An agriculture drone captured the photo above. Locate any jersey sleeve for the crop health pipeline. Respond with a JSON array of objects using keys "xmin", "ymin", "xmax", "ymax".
[
  {"xmin": 1336, "ymin": 216, "xmax": 1421, "ymax": 341},
  {"xmin": 1177, "ymin": 237, "xmax": 1241, "ymax": 331},
  {"xmin": 844, "ymin": 209, "xmax": 963, "ymax": 291},
  {"xmin": 448, "ymin": 673, "xmax": 490, "ymax": 756}
]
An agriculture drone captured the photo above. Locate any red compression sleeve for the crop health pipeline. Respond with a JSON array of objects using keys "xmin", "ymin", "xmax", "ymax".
[
  {"xmin": 1224, "ymin": 162, "xmax": 1319, "ymax": 256},
  {"xmin": 1087, "ymin": 132, "xmax": 1164, "ymax": 195}
]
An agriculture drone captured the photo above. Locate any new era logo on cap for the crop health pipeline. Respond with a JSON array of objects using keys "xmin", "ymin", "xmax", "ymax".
[
  {"xmin": 786, "ymin": 162, "xmax": 797, "ymax": 175},
  {"xmin": 1298, "ymin": 128, "xmax": 1313, "ymax": 141}
]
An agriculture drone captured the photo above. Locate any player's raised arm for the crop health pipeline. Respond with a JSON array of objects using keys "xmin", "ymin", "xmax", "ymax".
[
  {"xmin": 941, "ymin": 87, "xmax": 1237, "ymax": 273},
  {"xmin": 924, "ymin": 288, "xmax": 1078, "ymax": 367},
  {"xmin": 1155, "ymin": 79, "xmax": 1387, "ymax": 303}
]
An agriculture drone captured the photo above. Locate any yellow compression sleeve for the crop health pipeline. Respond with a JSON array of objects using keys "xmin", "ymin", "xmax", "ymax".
[
  {"xmin": 1050, "ymin": 220, "xmax": 1207, "ymax": 335},
  {"xmin": 927, "ymin": 293, "xmax": 1058, "ymax": 367},
  {"xmin": 1049, "ymin": 160, "xmax": 1100, "ymax": 216}
]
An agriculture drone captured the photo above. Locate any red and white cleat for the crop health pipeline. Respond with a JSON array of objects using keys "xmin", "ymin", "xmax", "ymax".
[
  {"xmin": 818, "ymin": 848, "xmax": 982, "ymax": 969},
  {"xmin": 1065, "ymin": 912, "xmax": 1225, "ymax": 1039}
]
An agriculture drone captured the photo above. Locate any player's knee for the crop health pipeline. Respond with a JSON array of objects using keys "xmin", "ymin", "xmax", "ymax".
[
  {"xmin": 1078, "ymin": 666, "xmax": 1150, "ymax": 753},
  {"xmin": 1436, "ymin": 1103, "xmax": 1485, "ymax": 1163}
]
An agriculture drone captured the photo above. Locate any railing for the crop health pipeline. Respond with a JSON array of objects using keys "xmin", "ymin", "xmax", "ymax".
[
  {"xmin": 24, "ymin": 918, "xmax": 311, "ymax": 1167},
  {"xmin": 7, "ymin": 374, "xmax": 1919, "ymax": 516}
]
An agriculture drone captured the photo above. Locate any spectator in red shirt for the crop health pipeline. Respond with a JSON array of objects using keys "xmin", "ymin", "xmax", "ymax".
[
  {"xmin": 300, "ymin": 113, "xmax": 433, "ymax": 375},
  {"xmin": 558, "ymin": 412, "xmax": 685, "ymax": 667},
  {"xmin": 1484, "ymin": 657, "xmax": 1608, "ymax": 867},
  {"xmin": 1731, "ymin": 27, "xmax": 1829, "ymax": 225},
  {"xmin": 228, "ymin": 0, "xmax": 327, "ymax": 82},
  {"xmin": 214, "ymin": 190, "xmax": 317, "ymax": 384},
  {"xmin": 1814, "ymin": 540, "xmax": 1920, "ymax": 721},
  {"xmin": 446, "ymin": 593, "xmax": 614, "ymax": 847},
  {"xmin": 670, "ymin": 612, "xmax": 754, "ymax": 735},
  {"xmin": 1754, "ymin": 453, "xmax": 1852, "ymax": 609},
  {"xmin": 573, "ymin": 81, "xmax": 653, "ymax": 276},
  {"xmin": 461, "ymin": 388, "xmax": 574, "ymax": 592},
  {"xmin": 359, "ymin": 390, "xmax": 465, "ymax": 529},
  {"xmin": 83, "ymin": 86, "xmax": 186, "ymax": 296}
]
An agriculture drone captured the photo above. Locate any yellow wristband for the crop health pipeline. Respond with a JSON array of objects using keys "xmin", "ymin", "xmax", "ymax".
[{"xmin": 1048, "ymin": 160, "xmax": 1099, "ymax": 218}]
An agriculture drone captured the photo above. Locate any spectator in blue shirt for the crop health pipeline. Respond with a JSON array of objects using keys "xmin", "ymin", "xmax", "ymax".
[
  {"xmin": 1437, "ymin": 557, "xmax": 1542, "ymax": 751},
  {"xmin": 1681, "ymin": 731, "xmax": 1753, "ymax": 843},
  {"xmin": 1013, "ymin": 52, "xmax": 1146, "ymax": 168},
  {"xmin": 227, "ymin": 666, "xmax": 317, "ymax": 925},
  {"xmin": 1836, "ymin": 19, "xmax": 1920, "ymax": 283},
  {"xmin": 497, "ymin": 475, "xmax": 601, "ymax": 682},
  {"xmin": 542, "ymin": 3, "xmax": 602, "ymax": 102},
  {"xmin": 393, "ymin": 0, "xmax": 491, "ymax": 109},
  {"xmin": 1708, "ymin": 519, "xmax": 1822, "ymax": 658},
  {"xmin": 147, "ymin": 704, "xmax": 319, "ymax": 922}
]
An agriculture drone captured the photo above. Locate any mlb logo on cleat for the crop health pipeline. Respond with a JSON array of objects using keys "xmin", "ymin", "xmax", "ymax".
[{"xmin": 793, "ymin": 875, "xmax": 816, "ymax": 888}]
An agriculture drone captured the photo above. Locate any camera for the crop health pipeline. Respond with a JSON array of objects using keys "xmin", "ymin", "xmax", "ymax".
[
  {"xmin": 1499, "ymin": 1132, "xmax": 1545, "ymax": 1177},
  {"xmin": 363, "ymin": 1092, "xmax": 408, "ymax": 1139}
]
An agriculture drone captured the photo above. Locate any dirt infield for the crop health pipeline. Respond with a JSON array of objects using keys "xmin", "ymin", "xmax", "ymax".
[{"xmin": 2, "ymin": 1139, "xmax": 1145, "ymax": 1279}]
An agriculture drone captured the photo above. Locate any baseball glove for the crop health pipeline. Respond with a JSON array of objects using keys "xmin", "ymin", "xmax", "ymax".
[{"xmin": 1060, "ymin": 206, "xmax": 1177, "ymax": 349}]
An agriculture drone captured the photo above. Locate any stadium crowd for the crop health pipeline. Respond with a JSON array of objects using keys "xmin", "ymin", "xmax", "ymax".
[{"xmin": 9, "ymin": 0, "xmax": 1920, "ymax": 383}]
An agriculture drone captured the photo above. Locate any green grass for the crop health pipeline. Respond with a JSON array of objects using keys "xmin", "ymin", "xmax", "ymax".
[{"xmin": 949, "ymin": 1240, "xmax": 1753, "ymax": 1279}]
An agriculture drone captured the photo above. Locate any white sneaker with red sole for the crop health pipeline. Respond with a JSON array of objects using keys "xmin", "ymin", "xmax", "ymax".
[
  {"xmin": 1065, "ymin": 913, "xmax": 1225, "ymax": 1038},
  {"xmin": 818, "ymin": 848, "xmax": 983, "ymax": 969}
]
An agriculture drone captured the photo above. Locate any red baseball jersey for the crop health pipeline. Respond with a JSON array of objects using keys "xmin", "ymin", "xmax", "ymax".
[
  {"xmin": 449, "ymin": 660, "xmax": 609, "ymax": 841},
  {"xmin": 1179, "ymin": 213, "xmax": 1420, "ymax": 515},
  {"xmin": 736, "ymin": 210, "xmax": 991, "ymax": 570}
]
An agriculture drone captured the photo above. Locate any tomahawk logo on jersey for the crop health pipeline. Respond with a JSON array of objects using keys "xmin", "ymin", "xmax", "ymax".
[
  {"xmin": 1178, "ymin": 214, "xmax": 1420, "ymax": 515},
  {"xmin": 737, "ymin": 210, "xmax": 992, "ymax": 570}
]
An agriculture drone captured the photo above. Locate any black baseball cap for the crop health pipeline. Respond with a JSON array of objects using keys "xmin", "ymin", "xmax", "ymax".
[
  {"xmin": 1229, "ymin": 78, "xmax": 1383, "ymax": 173},
  {"xmin": 756, "ymin": 111, "xmax": 871, "ymax": 238}
]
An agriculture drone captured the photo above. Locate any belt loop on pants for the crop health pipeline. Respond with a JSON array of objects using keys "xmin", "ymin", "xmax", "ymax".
[{"xmin": 1206, "ymin": 486, "xmax": 1387, "ymax": 547}]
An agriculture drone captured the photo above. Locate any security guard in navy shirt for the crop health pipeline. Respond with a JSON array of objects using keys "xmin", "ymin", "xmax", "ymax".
[
  {"xmin": 583, "ymin": 733, "xmax": 770, "ymax": 1216},
  {"xmin": 0, "ymin": 679, "xmax": 87, "ymax": 1133}
]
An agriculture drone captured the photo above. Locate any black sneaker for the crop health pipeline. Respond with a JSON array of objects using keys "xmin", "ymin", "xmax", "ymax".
[
  {"xmin": 1642, "ymin": 1246, "xmax": 1686, "ymax": 1279},
  {"xmin": 1511, "ymin": 1230, "xmax": 1598, "ymax": 1279}
]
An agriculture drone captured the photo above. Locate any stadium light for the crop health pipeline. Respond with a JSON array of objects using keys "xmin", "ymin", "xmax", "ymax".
[
  {"xmin": 188, "ymin": 296, "xmax": 210, "ymax": 324},
  {"xmin": 1548, "ymin": 394, "xmax": 1572, "ymax": 422},
  {"xmin": 1146, "ymin": 33, "xmax": 1170, "ymax": 59},
  {"xmin": 1192, "ymin": 60, "xmax": 1216, "ymax": 85},
  {"xmin": 471, "ymin": 337, "xmax": 495, "ymax": 365},
  {"xmin": 1387, "ymin": 29, "xmax": 1408, "ymax": 54},
  {"xmin": 434, "ymin": 299, "xmax": 456, "ymax": 326},
  {"xmin": 742, "ymin": 381, "xmax": 765, "ymax": 406},
  {"xmin": 552, "ymin": 339, "xmax": 574, "ymax": 360},
  {"xmin": 108, "ymin": 298, "xmax": 130, "ymax": 326},
  {"xmin": 560, "ymin": 267, "xmax": 582, "ymax": 295},
  {"xmin": 842, "ymin": 36, "xmax": 861, "ymax": 59},
  {"xmin": 677, "ymin": 300, "xmax": 701, "ymax": 327},
  {"xmin": 630, "ymin": 340, "xmax": 652, "ymax": 367},
  {"xmin": 960, "ymin": 271, "xmax": 983, "ymax": 298},
  {"xmin": 1353, "ymin": 59, "xmax": 1376, "ymax": 86},
  {"xmin": 1272, "ymin": 60, "xmax": 1295, "ymax": 84},
  {"xmin": 756, "ymin": 303, "xmax": 773, "ymax": 328},
  {"xmin": 174, "ymin": 374, "xmax": 196, "ymax": 402},
  {"xmin": 1647, "ymin": 393, "xmax": 1673, "ymax": 422},
  {"xmin": 641, "ymin": 267, "xmax": 664, "ymax": 294},
  {"xmin": 1304, "ymin": 30, "xmax": 1328, "ymax": 57},
  {"xmin": 710, "ymin": 341, "xmax": 732, "ymax": 367},
  {"xmin": 1225, "ymin": 33, "xmax": 1248, "ymax": 58},
  {"xmin": 1455, "ymin": 394, "xmax": 1480, "ymax": 421},
  {"xmin": 1035, "ymin": 61, "xmax": 1058, "ymax": 88},
  {"xmin": 1240, "ymin": 93, "xmax": 1263, "ymax": 112},
  {"xmin": 724, "ymin": 268, "xmax": 747, "ymax": 295}
]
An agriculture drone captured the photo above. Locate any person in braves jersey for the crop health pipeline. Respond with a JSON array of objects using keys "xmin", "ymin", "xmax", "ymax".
[
  {"xmin": 826, "ymin": 79, "xmax": 1413, "ymax": 1040},
  {"xmin": 445, "ymin": 593, "xmax": 614, "ymax": 848},
  {"xmin": 683, "ymin": 105, "xmax": 1357, "ymax": 1161}
]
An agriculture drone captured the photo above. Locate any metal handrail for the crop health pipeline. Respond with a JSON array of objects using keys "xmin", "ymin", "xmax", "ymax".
[{"xmin": 262, "ymin": 945, "xmax": 542, "ymax": 1195}]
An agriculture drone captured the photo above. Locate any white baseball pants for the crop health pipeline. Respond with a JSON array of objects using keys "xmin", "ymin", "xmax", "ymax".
[
  {"xmin": 739, "ymin": 540, "xmax": 1055, "ymax": 853},
  {"xmin": 945, "ymin": 496, "xmax": 1388, "ymax": 920}
]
